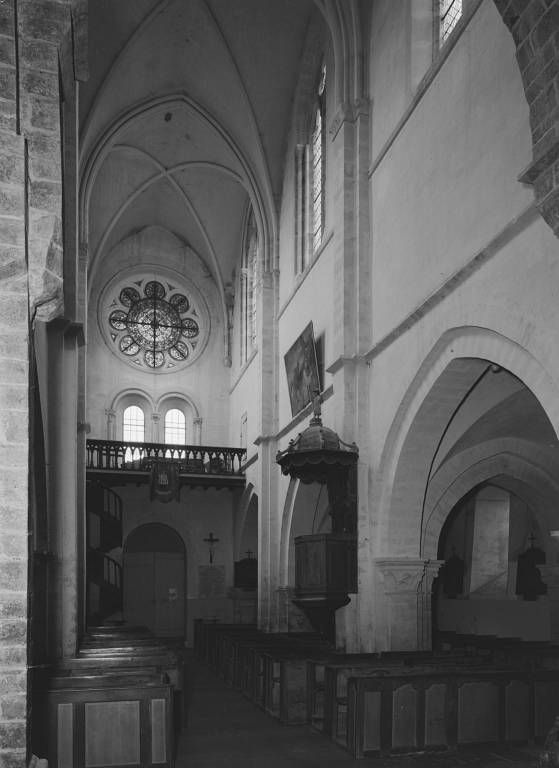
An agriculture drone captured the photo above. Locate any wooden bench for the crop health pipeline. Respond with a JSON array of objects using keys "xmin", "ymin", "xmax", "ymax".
[{"xmin": 46, "ymin": 671, "xmax": 174, "ymax": 768}]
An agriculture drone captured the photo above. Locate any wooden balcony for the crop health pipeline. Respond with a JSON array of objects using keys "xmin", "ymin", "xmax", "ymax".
[{"xmin": 86, "ymin": 439, "xmax": 246, "ymax": 490}]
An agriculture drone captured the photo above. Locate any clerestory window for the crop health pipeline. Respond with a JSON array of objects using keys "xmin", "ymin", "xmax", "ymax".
[
  {"xmin": 311, "ymin": 63, "xmax": 326, "ymax": 255},
  {"xmin": 240, "ymin": 207, "xmax": 258, "ymax": 365},
  {"xmin": 439, "ymin": 0, "xmax": 462, "ymax": 46},
  {"xmin": 296, "ymin": 62, "xmax": 326, "ymax": 274}
]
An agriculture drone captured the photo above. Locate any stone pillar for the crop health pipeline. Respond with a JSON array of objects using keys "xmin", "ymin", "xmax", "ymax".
[
  {"xmin": 540, "ymin": 565, "xmax": 559, "ymax": 642},
  {"xmin": 325, "ymin": 95, "xmax": 371, "ymax": 653},
  {"xmin": 469, "ymin": 486, "xmax": 510, "ymax": 596},
  {"xmin": 275, "ymin": 586, "xmax": 313, "ymax": 633},
  {"xmin": 0, "ymin": 0, "xmax": 85, "ymax": 760},
  {"xmin": 48, "ymin": 321, "xmax": 80, "ymax": 660},
  {"xmin": 0, "ymin": 3, "xmax": 28, "ymax": 761},
  {"xmin": 255, "ymin": 268, "xmax": 280, "ymax": 633},
  {"xmin": 375, "ymin": 558, "xmax": 443, "ymax": 651}
]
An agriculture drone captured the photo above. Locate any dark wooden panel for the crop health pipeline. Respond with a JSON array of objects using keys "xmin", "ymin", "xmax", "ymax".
[
  {"xmin": 84, "ymin": 700, "xmax": 140, "ymax": 767},
  {"xmin": 458, "ymin": 681, "xmax": 499, "ymax": 744},
  {"xmin": 424, "ymin": 683, "xmax": 447, "ymax": 747},
  {"xmin": 392, "ymin": 684, "xmax": 417, "ymax": 750},
  {"xmin": 47, "ymin": 680, "xmax": 173, "ymax": 768},
  {"xmin": 362, "ymin": 690, "xmax": 381, "ymax": 753},
  {"xmin": 505, "ymin": 680, "xmax": 530, "ymax": 742}
]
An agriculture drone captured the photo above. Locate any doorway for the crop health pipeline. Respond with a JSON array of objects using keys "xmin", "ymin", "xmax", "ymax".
[{"xmin": 123, "ymin": 523, "xmax": 186, "ymax": 637}]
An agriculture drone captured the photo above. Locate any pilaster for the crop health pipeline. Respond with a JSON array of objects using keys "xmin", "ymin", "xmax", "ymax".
[
  {"xmin": 105, "ymin": 407, "xmax": 116, "ymax": 440},
  {"xmin": 151, "ymin": 411, "xmax": 161, "ymax": 443},
  {"xmin": 193, "ymin": 416, "xmax": 203, "ymax": 445}
]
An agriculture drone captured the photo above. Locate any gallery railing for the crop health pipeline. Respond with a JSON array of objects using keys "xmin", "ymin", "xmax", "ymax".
[{"xmin": 86, "ymin": 439, "xmax": 247, "ymax": 476}]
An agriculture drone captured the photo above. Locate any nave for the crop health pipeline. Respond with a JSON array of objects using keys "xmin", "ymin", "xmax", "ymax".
[{"xmin": 177, "ymin": 653, "xmax": 540, "ymax": 768}]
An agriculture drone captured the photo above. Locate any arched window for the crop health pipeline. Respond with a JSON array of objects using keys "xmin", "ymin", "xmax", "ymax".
[
  {"xmin": 311, "ymin": 62, "xmax": 326, "ymax": 255},
  {"xmin": 295, "ymin": 61, "xmax": 326, "ymax": 273},
  {"xmin": 439, "ymin": 0, "xmax": 462, "ymax": 46},
  {"xmin": 240, "ymin": 207, "xmax": 258, "ymax": 364},
  {"xmin": 165, "ymin": 408, "xmax": 186, "ymax": 444},
  {"xmin": 123, "ymin": 405, "xmax": 144, "ymax": 443}
]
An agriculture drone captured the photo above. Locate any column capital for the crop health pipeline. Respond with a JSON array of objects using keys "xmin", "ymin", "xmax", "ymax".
[{"xmin": 374, "ymin": 558, "xmax": 443, "ymax": 595}]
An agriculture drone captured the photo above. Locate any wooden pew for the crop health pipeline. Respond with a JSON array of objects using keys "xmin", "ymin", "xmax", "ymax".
[
  {"xmin": 346, "ymin": 667, "xmax": 559, "ymax": 758},
  {"xmin": 75, "ymin": 626, "xmax": 186, "ymax": 730},
  {"xmin": 46, "ymin": 671, "xmax": 174, "ymax": 768},
  {"xmin": 318, "ymin": 649, "xmax": 495, "ymax": 745}
]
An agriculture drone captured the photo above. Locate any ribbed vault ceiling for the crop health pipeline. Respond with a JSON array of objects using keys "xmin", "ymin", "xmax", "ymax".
[{"xmin": 82, "ymin": 0, "xmax": 316, "ymax": 292}]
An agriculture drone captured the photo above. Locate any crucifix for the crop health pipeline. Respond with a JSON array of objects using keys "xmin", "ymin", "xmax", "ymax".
[{"xmin": 204, "ymin": 532, "xmax": 220, "ymax": 564}]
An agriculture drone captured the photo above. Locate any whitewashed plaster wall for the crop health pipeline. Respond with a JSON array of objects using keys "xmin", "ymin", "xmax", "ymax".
[
  {"xmin": 229, "ymin": 354, "xmax": 260, "ymax": 457},
  {"xmin": 370, "ymin": 0, "xmax": 533, "ymax": 340},
  {"xmin": 86, "ymin": 226, "xmax": 229, "ymax": 443}
]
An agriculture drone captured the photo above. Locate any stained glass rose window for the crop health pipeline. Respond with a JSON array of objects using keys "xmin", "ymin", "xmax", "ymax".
[{"xmin": 102, "ymin": 275, "xmax": 207, "ymax": 371}]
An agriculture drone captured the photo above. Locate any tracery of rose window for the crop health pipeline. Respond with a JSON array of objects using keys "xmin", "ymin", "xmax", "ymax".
[{"xmin": 107, "ymin": 279, "xmax": 201, "ymax": 370}]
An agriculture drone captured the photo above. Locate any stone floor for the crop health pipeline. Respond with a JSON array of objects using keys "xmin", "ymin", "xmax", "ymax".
[{"xmin": 175, "ymin": 655, "xmax": 541, "ymax": 768}]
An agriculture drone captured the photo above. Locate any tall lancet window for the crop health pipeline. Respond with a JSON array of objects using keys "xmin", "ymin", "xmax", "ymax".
[
  {"xmin": 439, "ymin": 0, "xmax": 462, "ymax": 46},
  {"xmin": 240, "ymin": 207, "xmax": 258, "ymax": 365},
  {"xmin": 311, "ymin": 62, "xmax": 326, "ymax": 255},
  {"xmin": 296, "ymin": 62, "xmax": 326, "ymax": 273}
]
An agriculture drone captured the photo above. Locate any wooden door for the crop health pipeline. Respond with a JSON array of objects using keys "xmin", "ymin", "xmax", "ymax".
[
  {"xmin": 124, "ymin": 552, "xmax": 155, "ymax": 631},
  {"xmin": 124, "ymin": 551, "xmax": 185, "ymax": 636},
  {"xmin": 154, "ymin": 553, "xmax": 185, "ymax": 637}
]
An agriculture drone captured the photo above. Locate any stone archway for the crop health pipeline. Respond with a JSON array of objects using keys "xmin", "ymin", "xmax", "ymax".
[
  {"xmin": 373, "ymin": 326, "xmax": 559, "ymax": 651},
  {"xmin": 377, "ymin": 327, "xmax": 559, "ymax": 556}
]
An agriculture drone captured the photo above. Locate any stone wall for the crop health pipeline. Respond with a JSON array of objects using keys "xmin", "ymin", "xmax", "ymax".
[{"xmin": 493, "ymin": 0, "xmax": 559, "ymax": 235}]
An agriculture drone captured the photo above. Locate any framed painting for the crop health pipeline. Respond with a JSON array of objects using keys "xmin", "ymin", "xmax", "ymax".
[{"xmin": 284, "ymin": 322, "xmax": 321, "ymax": 417}]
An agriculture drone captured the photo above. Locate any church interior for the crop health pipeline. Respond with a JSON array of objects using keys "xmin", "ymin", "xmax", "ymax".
[{"xmin": 3, "ymin": 0, "xmax": 559, "ymax": 764}]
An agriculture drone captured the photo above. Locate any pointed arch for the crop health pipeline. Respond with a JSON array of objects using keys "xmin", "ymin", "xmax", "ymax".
[{"xmin": 376, "ymin": 327, "xmax": 559, "ymax": 557}]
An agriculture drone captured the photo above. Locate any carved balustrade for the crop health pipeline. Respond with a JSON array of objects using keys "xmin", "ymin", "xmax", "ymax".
[{"xmin": 86, "ymin": 438, "xmax": 246, "ymax": 477}]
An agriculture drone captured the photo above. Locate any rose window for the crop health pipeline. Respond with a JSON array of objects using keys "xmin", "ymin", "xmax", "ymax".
[{"xmin": 105, "ymin": 278, "xmax": 204, "ymax": 370}]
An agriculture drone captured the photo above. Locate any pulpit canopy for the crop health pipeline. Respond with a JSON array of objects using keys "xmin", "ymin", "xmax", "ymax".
[{"xmin": 275, "ymin": 398, "xmax": 358, "ymax": 484}]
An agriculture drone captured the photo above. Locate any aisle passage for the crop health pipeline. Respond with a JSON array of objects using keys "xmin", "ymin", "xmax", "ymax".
[{"xmin": 175, "ymin": 654, "xmax": 540, "ymax": 768}]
